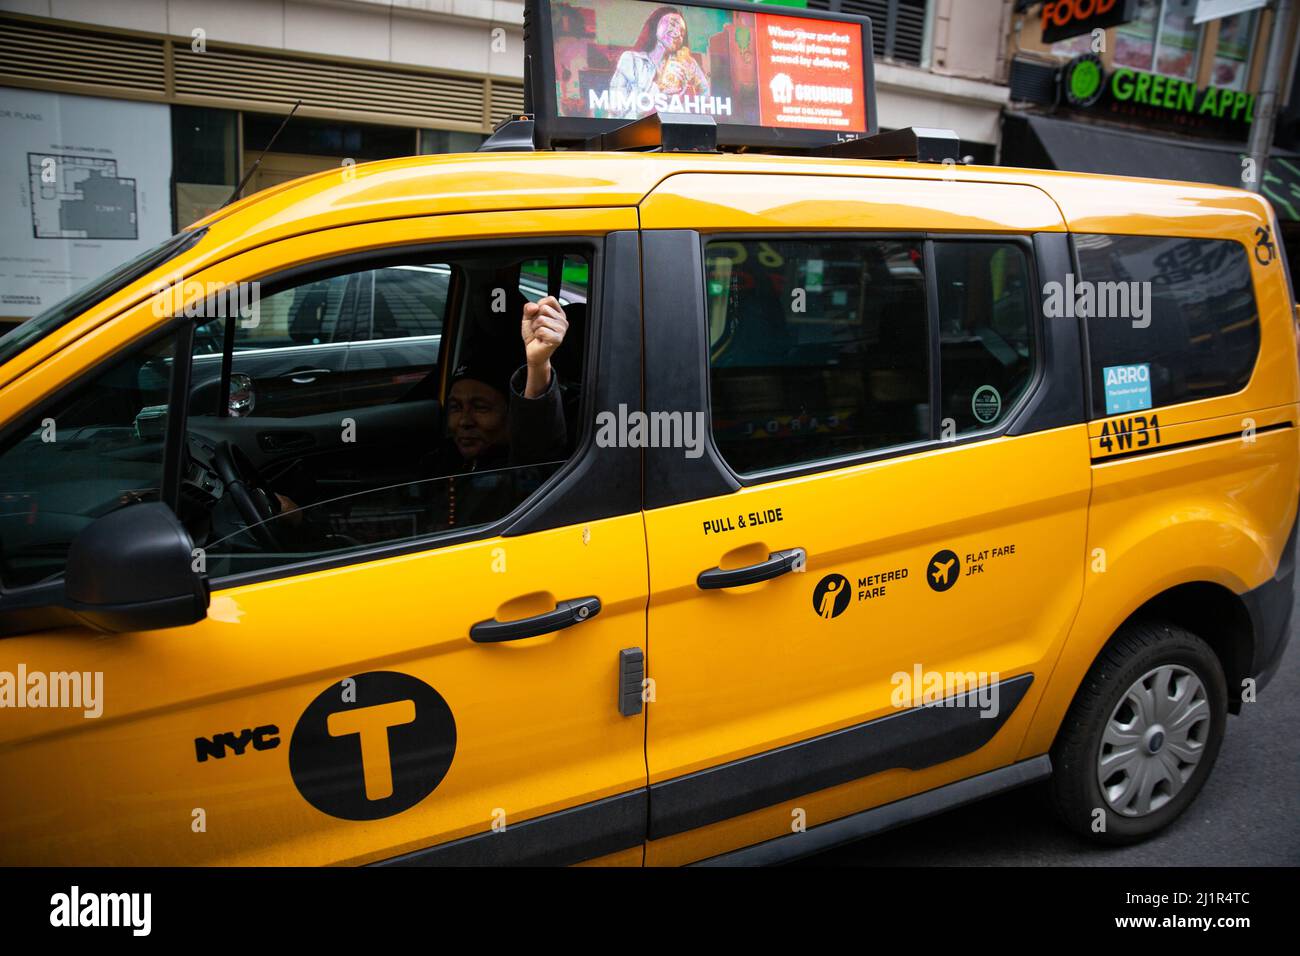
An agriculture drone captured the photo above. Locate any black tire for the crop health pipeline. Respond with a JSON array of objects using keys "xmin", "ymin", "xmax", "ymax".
[{"xmin": 1049, "ymin": 619, "xmax": 1227, "ymax": 845}]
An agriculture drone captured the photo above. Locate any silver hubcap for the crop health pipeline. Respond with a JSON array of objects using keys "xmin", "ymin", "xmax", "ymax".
[{"xmin": 1097, "ymin": 664, "xmax": 1210, "ymax": 818}]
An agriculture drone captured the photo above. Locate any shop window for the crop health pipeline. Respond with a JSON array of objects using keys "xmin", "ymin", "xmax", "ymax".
[
  {"xmin": 1155, "ymin": 0, "xmax": 1201, "ymax": 80},
  {"xmin": 1052, "ymin": 34, "xmax": 1095, "ymax": 58},
  {"xmin": 1115, "ymin": 0, "xmax": 1202, "ymax": 81},
  {"xmin": 1211, "ymin": 10, "xmax": 1258, "ymax": 91},
  {"xmin": 1114, "ymin": 0, "xmax": 1159, "ymax": 70},
  {"xmin": 243, "ymin": 113, "xmax": 416, "ymax": 160},
  {"xmin": 172, "ymin": 105, "xmax": 238, "ymax": 230},
  {"xmin": 419, "ymin": 129, "xmax": 487, "ymax": 154}
]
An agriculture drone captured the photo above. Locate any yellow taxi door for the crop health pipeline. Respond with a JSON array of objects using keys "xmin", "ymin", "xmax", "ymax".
[
  {"xmin": 638, "ymin": 173, "xmax": 1091, "ymax": 864},
  {"xmin": 0, "ymin": 212, "xmax": 649, "ymax": 865}
]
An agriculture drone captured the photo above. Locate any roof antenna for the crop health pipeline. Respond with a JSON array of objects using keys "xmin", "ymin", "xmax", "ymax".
[{"xmin": 222, "ymin": 99, "xmax": 302, "ymax": 208}]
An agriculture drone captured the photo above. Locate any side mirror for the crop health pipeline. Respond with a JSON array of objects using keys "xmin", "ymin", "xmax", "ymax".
[{"xmin": 64, "ymin": 502, "xmax": 209, "ymax": 633}]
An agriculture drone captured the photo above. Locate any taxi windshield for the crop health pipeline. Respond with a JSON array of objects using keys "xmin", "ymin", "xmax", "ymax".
[{"xmin": 0, "ymin": 228, "xmax": 206, "ymax": 369}]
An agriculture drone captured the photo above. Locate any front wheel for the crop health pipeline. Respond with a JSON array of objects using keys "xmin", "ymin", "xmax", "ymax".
[{"xmin": 1049, "ymin": 619, "xmax": 1227, "ymax": 845}]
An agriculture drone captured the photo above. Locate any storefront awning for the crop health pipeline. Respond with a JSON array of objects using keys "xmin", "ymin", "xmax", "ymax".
[{"xmin": 1003, "ymin": 112, "xmax": 1300, "ymax": 220}]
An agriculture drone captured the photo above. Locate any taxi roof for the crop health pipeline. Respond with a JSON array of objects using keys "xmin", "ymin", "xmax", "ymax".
[
  {"xmin": 0, "ymin": 149, "xmax": 1275, "ymax": 392},
  {"xmin": 191, "ymin": 149, "xmax": 1272, "ymax": 259}
]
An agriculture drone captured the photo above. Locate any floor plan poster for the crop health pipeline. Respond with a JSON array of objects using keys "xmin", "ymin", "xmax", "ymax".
[
  {"xmin": 0, "ymin": 89, "xmax": 171, "ymax": 318},
  {"xmin": 28, "ymin": 153, "xmax": 139, "ymax": 240}
]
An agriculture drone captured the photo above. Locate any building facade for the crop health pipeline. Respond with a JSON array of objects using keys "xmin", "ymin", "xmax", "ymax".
[
  {"xmin": 810, "ymin": 0, "xmax": 1012, "ymax": 161},
  {"xmin": 1002, "ymin": 0, "xmax": 1300, "ymax": 281},
  {"xmin": 0, "ymin": 0, "xmax": 525, "ymax": 322}
]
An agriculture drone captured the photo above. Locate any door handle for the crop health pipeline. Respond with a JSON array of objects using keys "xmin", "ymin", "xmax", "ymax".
[
  {"xmin": 470, "ymin": 596, "xmax": 601, "ymax": 643},
  {"xmin": 697, "ymin": 548, "xmax": 805, "ymax": 590},
  {"xmin": 256, "ymin": 430, "xmax": 315, "ymax": 453},
  {"xmin": 290, "ymin": 369, "xmax": 331, "ymax": 384}
]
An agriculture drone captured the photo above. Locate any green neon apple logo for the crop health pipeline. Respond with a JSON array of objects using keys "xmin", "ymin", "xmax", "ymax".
[{"xmin": 1070, "ymin": 58, "xmax": 1101, "ymax": 103}]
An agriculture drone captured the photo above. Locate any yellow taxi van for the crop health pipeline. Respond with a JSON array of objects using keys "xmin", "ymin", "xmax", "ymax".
[{"xmin": 0, "ymin": 0, "xmax": 1296, "ymax": 867}]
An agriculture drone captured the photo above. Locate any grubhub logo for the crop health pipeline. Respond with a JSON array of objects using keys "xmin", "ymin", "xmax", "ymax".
[{"xmin": 770, "ymin": 73, "xmax": 794, "ymax": 105}]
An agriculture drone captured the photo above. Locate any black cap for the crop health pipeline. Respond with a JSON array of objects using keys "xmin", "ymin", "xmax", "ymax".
[{"xmin": 448, "ymin": 351, "xmax": 518, "ymax": 400}]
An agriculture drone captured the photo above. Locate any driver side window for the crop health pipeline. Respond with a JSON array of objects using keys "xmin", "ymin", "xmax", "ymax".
[
  {"xmin": 192, "ymin": 264, "xmax": 447, "ymax": 419},
  {"xmin": 183, "ymin": 247, "xmax": 590, "ymax": 581}
]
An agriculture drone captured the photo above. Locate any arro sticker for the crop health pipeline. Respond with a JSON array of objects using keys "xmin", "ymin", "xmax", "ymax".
[{"xmin": 1102, "ymin": 363, "xmax": 1152, "ymax": 415}]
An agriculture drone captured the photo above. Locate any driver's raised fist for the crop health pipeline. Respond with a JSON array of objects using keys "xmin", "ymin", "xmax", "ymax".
[{"xmin": 521, "ymin": 296, "xmax": 568, "ymax": 398}]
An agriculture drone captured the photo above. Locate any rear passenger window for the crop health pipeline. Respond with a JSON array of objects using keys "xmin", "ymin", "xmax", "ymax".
[
  {"xmin": 935, "ymin": 241, "xmax": 1036, "ymax": 435},
  {"xmin": 705, "ymin": 238, "xmax": 930, "ymax": 475},
  {"xmin": 1076, "ymin": 235, "xmax": 1260, "ymax": 416}
]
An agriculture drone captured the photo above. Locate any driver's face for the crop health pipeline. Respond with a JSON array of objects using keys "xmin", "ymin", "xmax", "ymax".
[
  {"xmin": 447, "ymin": 379, "xmax": 508, "ymax": 462},
  {"xmin": 657, "ymin": 14, "xmax": 685, "ymax": 51}
]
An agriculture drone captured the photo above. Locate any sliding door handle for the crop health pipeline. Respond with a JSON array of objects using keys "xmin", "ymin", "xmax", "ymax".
[
  {"xmin": 697, "ymin": 548, "xmax": 805, "ymax": 590},
  {"xmin": 470, "ymin": 596, "xmax": 601, "ymax": 643}
]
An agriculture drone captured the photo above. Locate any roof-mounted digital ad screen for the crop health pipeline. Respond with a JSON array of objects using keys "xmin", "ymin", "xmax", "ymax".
[{"xmin": 526, "ymin": 0, "xmax": 878, "ymax": 148}]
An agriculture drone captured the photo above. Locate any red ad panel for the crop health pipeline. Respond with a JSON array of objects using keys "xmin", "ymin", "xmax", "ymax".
[{"xmin": 754, "ymin": 12, "xmax": 866, "ymax": 133}]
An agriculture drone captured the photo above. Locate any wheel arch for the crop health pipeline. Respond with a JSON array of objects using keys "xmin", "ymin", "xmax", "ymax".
[
  {"xmin": 1018, "ymin": 571, "xmax": 1261, "ymax": 763},
  {"xmin": 1112, "ymin": 581, "xmax": 1254, "ymax": 717}
]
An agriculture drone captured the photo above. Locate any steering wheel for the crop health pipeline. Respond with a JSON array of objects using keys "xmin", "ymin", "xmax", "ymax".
[{"xmin": 212, "ymin": 440, "xmax": 282, "ymax": 551}]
